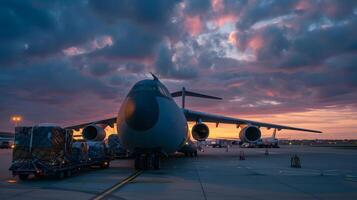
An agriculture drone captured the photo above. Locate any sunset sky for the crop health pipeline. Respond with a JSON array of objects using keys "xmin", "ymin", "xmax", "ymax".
[{"xmin": 1, "ymin": 0, "xmax": 357, "ymax": 139}]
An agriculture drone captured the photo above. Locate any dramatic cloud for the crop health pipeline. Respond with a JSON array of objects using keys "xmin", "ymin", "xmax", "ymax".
[{"xmin": 0, "ymin": 0, "xmax": 357, "ymax": 138}]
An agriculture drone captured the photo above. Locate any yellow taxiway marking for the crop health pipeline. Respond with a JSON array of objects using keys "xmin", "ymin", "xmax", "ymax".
[
  {"xmin": 345, "ymin": 175, "xmax": 357, "ymax": 182},
  {"xmin": 92, "ymin": 170, "xmax": 143, "ymax": 200}
]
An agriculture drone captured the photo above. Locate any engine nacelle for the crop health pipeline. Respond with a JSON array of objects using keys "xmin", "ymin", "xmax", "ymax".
[
  {"xmin": 239, "ymin": 125, "xmax": 261, "ymax": 143},
  {"xmin": 192, "ymin": 123, "xmax": 209, "ymax": 141},
  {"xmin": 82, "ymin": 124, "xmax": 106, "ymax": 141}
]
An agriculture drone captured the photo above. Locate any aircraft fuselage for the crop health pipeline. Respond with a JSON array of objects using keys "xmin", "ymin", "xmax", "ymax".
[{"xmin": 116, "ymin": 79, "xmax": 189, "ymax": 154}]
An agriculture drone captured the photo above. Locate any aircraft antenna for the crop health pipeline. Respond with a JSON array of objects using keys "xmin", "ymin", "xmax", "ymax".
[{"xmin": 150, "ymin": 72, "xmax": 159, "ymax": 81}]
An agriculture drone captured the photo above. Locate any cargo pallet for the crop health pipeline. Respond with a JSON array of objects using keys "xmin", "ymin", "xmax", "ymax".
[
  {"xmin": 10, "ymin": 157, "xmax": 111, "ymax": 180},
  {"xmin": 9, "ymin": 125, "xmax": 112, "ymax": 180}
]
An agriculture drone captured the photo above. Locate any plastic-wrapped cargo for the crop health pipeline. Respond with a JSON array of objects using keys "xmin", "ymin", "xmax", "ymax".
[
  {"xmin": 107, "ymin": 134, "xmax": 127, "ymax": 158},
  {"xmin": 13, "ymin": 125, "xmax": 72, "ymax": 165},
  {"xmin": 108, "ymin": 134, "xmax": 121, "ymax": 148},
  {"xmin": 10, "ymin": 125, "xmax": 112, "ymax": 180},
  {"xmin": 10, "ymin": 125, "xmax": 73, "ymax": 180},
  {"xmin": 12, "ymin": 127, "xmax": 32, "ymax": 160},
  {"xmin": 71, "ymin": 141, "xmax": 89, "ymax": 162},
  {"xmin": 87, "ymin": 141, "xmax": 107, "ymax": 161}
]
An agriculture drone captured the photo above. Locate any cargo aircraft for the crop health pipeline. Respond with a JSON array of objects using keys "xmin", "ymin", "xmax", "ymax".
[{"xmin": 66, "ymin": 74, "xmax": 321, "ymax": 170}]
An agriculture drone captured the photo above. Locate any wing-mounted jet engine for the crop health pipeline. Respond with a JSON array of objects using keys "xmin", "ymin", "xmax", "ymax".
[
  {"xmin": 82, "ymin": 124, "xmax": 106, "ymax": 141},
  {"xmin": 192, "ymin": 123, "xmax": 209, "ymax": 141},
  {"xmin": 239, "ymin": 125, "xmax": 261, "ymax": 143}
]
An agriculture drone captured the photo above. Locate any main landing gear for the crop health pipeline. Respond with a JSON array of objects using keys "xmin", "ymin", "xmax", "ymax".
[
  {"xmin": 184, "ymin": 150, "xmax": 197, "ymax": 157},
  {"xmin": 134, "ymin": 152, "xmax": 161, "ymax": 170}
]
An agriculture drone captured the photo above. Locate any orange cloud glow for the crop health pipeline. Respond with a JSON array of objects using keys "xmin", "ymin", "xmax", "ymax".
[
  {"xmin": 213, "ymin": 14, "xmax": 237, "ymax": 27},
  {"xmin": 248, "ymin": 36, "xmax": 264, "ymax": 51},
  {"xmin": 91, "ymin": 36, "xmax": 113, "ymax": 49},
  {"xmin": 295, "ymin": 0, "xmax": 312, "ymax": 11},
  {"xmin": 228, "ymin": 31, "xmax": 238, "ymax": 45},
  {"xmin": 63, "ymin": 47, "xmax": 85, "ymax": 57},
  {"xmin": 212, "ymin": 0, "xmax": 224, "ymax": 13},
  {"xmin": 185, "ymin": 16, "xmax": 202, "ymax": 36},
  {"xmin": 227, "ymin": 81, "xmax": 244, "ymax": 89},
  {"xmin": 265, "ymin": 90, "xmax": 276, "ymax": 97},
  {"xmin": 63, "ymin": 36, "xmax": 113, "ymax": 57}
]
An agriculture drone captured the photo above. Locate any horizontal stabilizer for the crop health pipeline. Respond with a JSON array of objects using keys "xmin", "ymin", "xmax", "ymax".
[
  {"xmin": 171, "ymin": 87, "xmax": 221, "ymax": 108},
  {"xmin": 171, "ymin": 89, "xmax": 222, "ymax": 100}
]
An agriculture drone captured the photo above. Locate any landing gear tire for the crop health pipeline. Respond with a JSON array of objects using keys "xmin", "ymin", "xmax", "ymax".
[
  {"xmin": 134, "ymin": 155, "xmax": 142, "ymax": 170},
  {"xmin": 19, "ymin": 174, "xmax": 29, "ymax": 181},
  {"xmin": 135, "ymin": 154, "xmax": 160, "ymax": 170},
  {"xmin": 66, "ymin": 170, "xmax": 72, "ymax": 177},
  {"xmin": 135, "ymin": 155, "xmax": 147, "ymax": 170},
  {"xmin": 153, "ymin": 155, "xmax": 160, "ymax": 170},
  {"xmin": 148, "ymin": 154, "xmax": 154, "ymax": 169},
  {"xmin": 34, "ymin": 172, "xmax": 43, "ymax": 179},
  {"xmin": 142, "ymin": 156, "xmax": 148, "ymax": 169},
  {"xmin": 194, "ymin": 150, "xmax": 198, "ymax": 157},
  {"xmin": 56, "ymin": 171, "xmax": 65, "ymax": 179}
]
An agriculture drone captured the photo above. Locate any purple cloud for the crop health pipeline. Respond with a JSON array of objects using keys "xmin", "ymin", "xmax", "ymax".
[{"xmin": 0, "ymin": 0, "xmax": 357, "ymax": 137}]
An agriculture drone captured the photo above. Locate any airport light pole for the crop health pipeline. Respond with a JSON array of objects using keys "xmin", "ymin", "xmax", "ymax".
[{"xmin": 11, "ymin": 116, "xmax": 22, "ymax": 127}]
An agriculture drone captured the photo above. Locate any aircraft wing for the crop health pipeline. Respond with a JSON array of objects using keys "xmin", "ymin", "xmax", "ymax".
[
  {"xmin": 183, "ymin": 109, "xmax": 322, "ymax": 133},
  {"xmin": 64, "ymin": 117, "xmax": 117, "ymax": 131}
]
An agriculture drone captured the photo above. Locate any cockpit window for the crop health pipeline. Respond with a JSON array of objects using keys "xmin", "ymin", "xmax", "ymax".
[
  {"xmin": 158, "ymin": 85, "xmax": 171, "ymax": 98},
  {"xmin": 131, "ymin": 82, "xmax": 172, "ymax": 99},
  {"xmin": 133, "ymin": 84, "xmax": 158, "ymax": 92},
  {"xmin": 158, "ymin": 87, "xmax": 166, "ymax": 97}
]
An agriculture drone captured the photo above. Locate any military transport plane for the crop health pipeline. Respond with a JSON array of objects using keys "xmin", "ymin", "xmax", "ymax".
[{"xmin": 66, "ymin": 74, "xmax": 321, "ymax": 170}]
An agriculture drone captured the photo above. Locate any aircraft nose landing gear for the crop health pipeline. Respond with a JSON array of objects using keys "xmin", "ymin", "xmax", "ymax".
[{"xmin": 134, "ymin": 149, "xmax": 161, "ymax": 170}]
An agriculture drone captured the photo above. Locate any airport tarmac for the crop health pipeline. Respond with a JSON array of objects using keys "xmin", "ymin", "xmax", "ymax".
[{"xmin": 1, "ymin": 145, "xmax": 357, "ymax": 200}]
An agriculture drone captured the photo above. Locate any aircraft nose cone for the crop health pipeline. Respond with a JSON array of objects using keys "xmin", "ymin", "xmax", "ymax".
[{"xmin": 124, "ymin": 93, "xmax": 159, "ymax": 131}]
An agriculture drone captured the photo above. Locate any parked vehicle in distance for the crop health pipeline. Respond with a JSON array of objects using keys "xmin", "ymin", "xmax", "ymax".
[
  {"xmin": 0, "ymin": 141, "xmax": 11, "ymax": 149},
  {"xmin": 241, "ymin": 142, "xmax": 256, "ymax": 148},
  {"xmin": 208, "ymin": 139, "xmax": 229, "ymax": 148}
]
